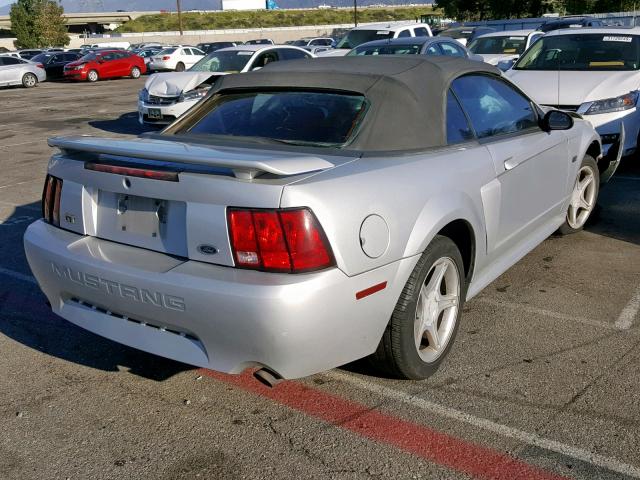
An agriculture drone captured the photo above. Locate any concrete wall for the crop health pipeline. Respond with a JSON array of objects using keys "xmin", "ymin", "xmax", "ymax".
[
  {"xmin": 0, "ymin": 24, "xmax": 354, "ymax": 49},
  {"xmin": 74, "ymin": 23, "xmax": 363, "ymax": 48}
]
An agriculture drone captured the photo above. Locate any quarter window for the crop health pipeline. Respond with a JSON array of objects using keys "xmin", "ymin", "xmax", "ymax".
[
  {"xmin": 397, "ymin": 30, "xmax": 412, "ymax": 38},
  {"xmin": 425, "ymin": 45, "xmax": 441, "ymax": 56},
  {"xmin": 451, "ymin": 75, "xmax": 538, "ymax": 139},
  {"xmin": 446, "ymin": 90, "xmax": 474, "ymax": 144},
  {"xmin": 440, "ymin": 42, "xmax": 466, "ymax": 57},
  {"xmin": 415, "ymin": 27, "xmax": 429, "ymax": 37},
  {"xmin": 1, "ymin": 57, "xmax": 21, "ymax": 65}
]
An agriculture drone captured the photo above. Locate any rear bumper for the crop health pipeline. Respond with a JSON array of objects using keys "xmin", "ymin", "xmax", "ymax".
[{"xmin": 24, "ymin": 221, "xmax": 417, "ymax": 379}]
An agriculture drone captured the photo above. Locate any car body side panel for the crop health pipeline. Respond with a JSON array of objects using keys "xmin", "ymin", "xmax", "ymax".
[
  {"xmin": 483, "ymin": 130, "xmax": 570, "ymax": 254},
  {"xmin": 280, "ymin": 144, "xmax": 494, "ymax": 281}
]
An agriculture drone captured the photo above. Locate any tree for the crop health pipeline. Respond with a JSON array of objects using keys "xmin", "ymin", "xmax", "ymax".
[
  {"xmin": 10, "ymin": 0, "xmax": 69, "ymax": 49},
  {"xmin": 35, "ymin": 1, "xmax": 70, "ymax": 47}
]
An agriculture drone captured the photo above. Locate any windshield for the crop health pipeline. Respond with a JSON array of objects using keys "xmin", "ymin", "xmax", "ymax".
[
  {"xmin": 336, "ymin": 29, "xmax": 394, "ymax": 49},
  {"xmin": 290, "ymin": 40, "xmax": 308, "ymax": 46},
  {"xmin": 157, "ymin": 48, "xmax": 177, "ymax": 55},
  {"xmin": 468, "ymin": 35, "xmax": 527, "ymax": 55},
  {"xmin": 515, "ymin": 33, "xmax": 640, "ymax": 71},
  {"xmin": 348, "ymin": 43, "xmax": 421, "ymax": 56},
  {"xmin": 189, "ymin": 50, "xmax": 254, "ymax": 73},
  {"xmin": 177, "ymin": 91, "xmax": 368, "ymax": 147}
]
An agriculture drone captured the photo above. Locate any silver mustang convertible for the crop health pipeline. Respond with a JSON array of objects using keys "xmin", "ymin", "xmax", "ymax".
[{"xmin": 24, "ymin": 57, "xmax": 613, "ymax": 382}]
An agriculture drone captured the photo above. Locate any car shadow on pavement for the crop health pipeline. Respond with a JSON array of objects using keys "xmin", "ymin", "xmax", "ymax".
[
  {"xmin": 585, "ymin": 159, "xmax": 640, "ymax": 246},
  {"xmin": 89, "ymin": 112, "xmax": 159, "ymax": 136},
  {"xmin": 0, "ymin": 201, "xmax": 193, "ymax": 382}
]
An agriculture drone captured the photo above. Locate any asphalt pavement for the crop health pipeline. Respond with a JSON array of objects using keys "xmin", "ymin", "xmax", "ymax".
[{"xmin": 1, "ymin": 78, "xmax": 639, "ymax": 480}]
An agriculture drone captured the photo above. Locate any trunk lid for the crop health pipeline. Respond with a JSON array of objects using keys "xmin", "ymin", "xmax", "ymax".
[{"xmin": 48, "ymin": 135, "xmax": 355, "ymax": 267}]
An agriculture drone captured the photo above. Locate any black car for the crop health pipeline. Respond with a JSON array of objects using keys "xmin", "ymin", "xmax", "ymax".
[
  {"xmin": 196, "ymin": 41, "xmax": 238, "ymax": 53},
  {"xmin": 30, "ymin": 52, "xmax": 81, "ymax": 79},
  {"xmin": 540, "ymin": 16, "xmax": 604, "ymax": 32}
]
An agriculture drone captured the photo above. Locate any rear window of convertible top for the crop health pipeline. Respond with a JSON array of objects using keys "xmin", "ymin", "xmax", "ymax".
[{"xmin": 175, "ymin": 90, "xmax": 369, "ymax": 147}]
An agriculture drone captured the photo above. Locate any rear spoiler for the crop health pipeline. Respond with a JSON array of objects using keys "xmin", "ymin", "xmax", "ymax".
[{"xmin": 48, "ymin": 135, "xmax": 336, "ymax": 180}]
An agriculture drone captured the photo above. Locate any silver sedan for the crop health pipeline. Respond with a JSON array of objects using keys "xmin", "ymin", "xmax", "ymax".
[
  {"xmin": 24, "ymin": 56, "xmax": 618, "ymax": 382},
  {"xmin": 0, "ymin": 55, "xmax": 46, "ymax": 88}
]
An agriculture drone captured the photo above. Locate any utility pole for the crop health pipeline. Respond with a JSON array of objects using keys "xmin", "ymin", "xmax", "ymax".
[
  {"xmin": 353, "ymin": 0, "xmax": 358, "ymax": 27},
  {"xmin": 177, "ymin": 0, "xmax": 184, "ymax": 35}
]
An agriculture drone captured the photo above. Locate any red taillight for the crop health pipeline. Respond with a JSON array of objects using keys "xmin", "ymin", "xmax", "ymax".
[
  {"xmin": 36, "ymin": 63, "xmax": 44, "ymax": 69},
  {"xmin": 85, "ymin": 162, "xmax": 178, "ymax": 181},
  {"xmin": 162, "ymin": 56, "xmax": 170, "ymax": 60},
  {"xmin": 42, "ymin": 175, "xmax": 63, "ymax": 226},
  {"xmin": 227, "ymin": 208, "xmax": 334, "ymax": 273}
]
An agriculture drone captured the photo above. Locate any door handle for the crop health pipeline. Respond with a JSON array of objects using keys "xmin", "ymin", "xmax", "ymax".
[{"xmin": 503, "ymin": 157, "xmax": 519, "ymax": 170}]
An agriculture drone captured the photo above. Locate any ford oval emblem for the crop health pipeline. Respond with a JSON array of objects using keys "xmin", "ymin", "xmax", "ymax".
[{"xmin": 197, "ymin": 244, "xmax": 219, "ymax": 255}]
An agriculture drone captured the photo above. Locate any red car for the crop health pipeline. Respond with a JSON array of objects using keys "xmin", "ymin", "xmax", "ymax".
[{"xmin": 64, "ymin": 50, "xmax": 146, "ymax": 82}]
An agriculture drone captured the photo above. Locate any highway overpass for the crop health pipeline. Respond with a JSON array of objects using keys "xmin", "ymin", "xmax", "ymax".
[{"xmin": 0, "ymin": 11, "xmax": 160, "ymax": 31}]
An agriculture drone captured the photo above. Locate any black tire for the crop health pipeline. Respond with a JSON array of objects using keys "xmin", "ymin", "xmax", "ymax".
[
  {"xmin": 558, "ymin": 155, "xmax": 599, "ymax": 235},
  {"xmin": 130, "ymin": 66, "xmax": 141, "ymax": 79},
  {"xmin": 370, "ymin": 235, "xmax": 466, "ymax": 380},
  {"xmin": 22, "ymin": 72, "xmax": 37, "ymax": 88},
  {"xmin": 175, "ymin": 62, "xmax": 185, "ymax": 72},
  {"xmin": 87, "ymin": 69, "xmax": 99, "ymax": 82}
]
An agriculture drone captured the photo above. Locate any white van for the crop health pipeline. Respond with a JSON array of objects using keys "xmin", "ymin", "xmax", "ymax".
[
  {"xmin": 318, "ymin": 22, "xmax": 433, "ymax": 57},
  {"xmin": 86, "ymin": 41, "xmax": 131, "ymax": 50}
]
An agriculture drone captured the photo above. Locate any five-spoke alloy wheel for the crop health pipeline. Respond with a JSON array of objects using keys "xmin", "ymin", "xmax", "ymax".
[
  {"xmin": 22, "ymin": 72, "xmax": 37, "ymax": 88},
  {"xmin": 414, "ymin": 257, "xmax": 460, "ymax": 364},
  {"xmin": 371, "ymin": 235, "xmax": 466, "ymax": 380},
  {"xmin": 559, "ymin": 155, "xmax": 599, "ymax": 234}
]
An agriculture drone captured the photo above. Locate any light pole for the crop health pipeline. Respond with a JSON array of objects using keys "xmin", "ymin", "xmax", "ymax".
[
  {"xmin": 353, "ymin": 0, "xmax": 358, "ymax": 27},
  {"xmin": 177, "ymin": 0, "xmax": 184, "ymax": 35}
]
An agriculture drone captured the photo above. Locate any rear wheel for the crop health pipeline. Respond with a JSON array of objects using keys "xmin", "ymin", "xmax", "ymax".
[
  {"xmin": 175, "ymin": 62, "xmax": 185, "ymax": 72},
  {"xmin": 558, "ymin": 155, "xmax": 599, "ymax": 234},
  {"xmin": 130, "ymin": 66, "xmax": 141, "ymax": 79},
  {"xmin": 370, "ymin": 235, "xmax": 466, "ymax": 380},
  {"xmin": 87, "ymin": 70, "xmax": 99, "ymax": 82},
  {"xmin": 22, "ymin": 72, "xmax": 37, "ymax": 88}
]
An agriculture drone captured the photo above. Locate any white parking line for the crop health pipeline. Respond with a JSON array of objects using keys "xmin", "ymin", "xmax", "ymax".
[
  {"xmin": 0, "ymin": 140, "xmax": 45, "ymax": 149},
  {"xmin": 0, "ymin": 266, "xmax": 37, "ymax": 285},
  {"xmin": 476, "ymin": 297, "xmax": 622, "ymax": 331},
  {"xmin": 615, "ymin": 283, "xmax": 640, "ymax": 330},
  {"xmin": 0, "ymin": 180, "xmax": 38, "ymax": 190},
  {"xmin": 328, "ymin": 371, "xmax": 640, "ymax": 478}
]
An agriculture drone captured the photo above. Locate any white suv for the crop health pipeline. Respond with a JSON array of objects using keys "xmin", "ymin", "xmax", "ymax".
[
  {"xmin": 318, "ymin": 22, "xmax": 433, "ymax": 57},
  {"xmin": 148, "ymin": 46, "xmax": 206, "ymax": 72}
]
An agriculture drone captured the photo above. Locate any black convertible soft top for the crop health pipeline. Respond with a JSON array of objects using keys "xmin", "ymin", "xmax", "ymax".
[{"xmin": 200, "ymin": 56, "xmax": 501, "ymax": 152}]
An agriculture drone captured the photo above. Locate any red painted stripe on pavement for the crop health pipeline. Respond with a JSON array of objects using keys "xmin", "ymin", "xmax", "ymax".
[{"xmin": 200, "ymin": 369, "xmax": 569, "ymax": 480}]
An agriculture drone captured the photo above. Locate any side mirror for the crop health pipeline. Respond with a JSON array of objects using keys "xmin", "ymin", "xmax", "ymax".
[{"xmin": 541, "ymin": 110, "xmax": 573, "ymax": 131}]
